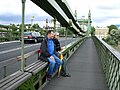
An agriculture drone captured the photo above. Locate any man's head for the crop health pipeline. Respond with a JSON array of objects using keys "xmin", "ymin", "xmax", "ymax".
[
  {"xmin": 54, "ymin": 32, "xmax": 60, "ymax": 39},
  {"xmin": 46, "ymin": 30, "xmax": 54, "ymax": 39}
]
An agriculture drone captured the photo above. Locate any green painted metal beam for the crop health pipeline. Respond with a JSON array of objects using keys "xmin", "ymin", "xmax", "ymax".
[
  {"xmin": 31, "ymin": 0, "xmax": 69, "ymax": 27},
  {"xmin": 31, "ymin": 0, "xmax": 80, "ymax": 34},
  {"xmin": 55, "ymin": 0, "xmax": 85, "ymax": 33}
]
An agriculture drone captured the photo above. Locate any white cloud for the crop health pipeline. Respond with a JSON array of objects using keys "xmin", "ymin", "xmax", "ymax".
[
  {"xmin": 67, "ymin": 0, "xmax": 120, "ymax": 26},
  {"xmin": 0, "ymin": 0, "xmax": 49, "ymax": 16},
  {"xmin": 0, "ymin": 0, "xmax": 51, "ymax": 26}
]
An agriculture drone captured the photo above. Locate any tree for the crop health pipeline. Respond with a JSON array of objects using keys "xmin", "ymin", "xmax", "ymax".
[
  {"xmin": 90, "ymin": 26, "xmax": 95, "ymax": 36},
  {"xmin": 109, "ymin": 29, "xmax": 120, "ymax": 45},
  {"xmin": 32, "ymin": 23, "xmax": 40, "ymax": 29},
  {"xmin": 17, "ymin": 24, "xmax": 27, "ymax": 34},
  {"xmin": 10, "ymin": 24, "xmax": 18, "ymax": 31},
  {"xmin": 67, "ymin": 29, "xmax": 73, "ymax": 35},
  {"xmin": 107, "ymin": 25, "xmax": 118, "ymax": 34}
]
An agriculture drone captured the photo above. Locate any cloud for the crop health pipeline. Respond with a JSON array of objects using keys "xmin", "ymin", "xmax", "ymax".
[
  {"xmin": 72, "ymin": 0, "xmax": 120, "ymax": 26},
  {"xmin": 0, "ymin": 0, "xmax": 120, "ymax": 27},
  {"xmin": 0, "ymin": 13, "xmax": 52, "ymax": 26},
  {"xmin": 0, "ymin": 14, "xmax": 21, "ymax": 25},
  {"xmin": 0, "ymin": 0, "xmax": 50, "ymax": 16},
  {"xmin": 97, "ymin": 6, "xmax": 120, "ymax": 10}
]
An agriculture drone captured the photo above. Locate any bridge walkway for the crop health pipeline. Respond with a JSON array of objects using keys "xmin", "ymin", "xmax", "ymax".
[{"xmin": 43, "ymin": 38, "xmax": 109, "ymax": 90}]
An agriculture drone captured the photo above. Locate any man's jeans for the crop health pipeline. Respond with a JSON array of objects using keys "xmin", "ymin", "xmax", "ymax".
[{"xmin": 47, "ymin": 54, "xmax": 62, "ymax": 75}]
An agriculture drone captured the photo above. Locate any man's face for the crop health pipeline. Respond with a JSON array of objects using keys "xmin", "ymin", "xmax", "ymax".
[
  {"xmin": 55, "ymin": 34, "xmax": 59, "ymax": 39},
  {"xmin": 48, "ymin": 31, "xmax": 54, "ymax": 39}
]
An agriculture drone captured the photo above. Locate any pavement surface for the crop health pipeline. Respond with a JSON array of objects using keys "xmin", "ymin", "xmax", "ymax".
[{"xmin": 43, "ymin": 38, "xmax": 109, "ymax": 90}]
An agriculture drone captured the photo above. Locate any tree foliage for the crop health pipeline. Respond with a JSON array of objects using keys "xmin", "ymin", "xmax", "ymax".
[
  {"xmin": 32, "ymin": 23, "xmax": 40, "ymax": 29},
  {"xmin": 104, "ymin": 29, "xmax": 120, "ymax": 45},
  {"xmin": 110, "ymin": 29, "xmax": 120, "ymax": 45},
  {"xmin": 107, "ymin": 25, "xmax": 118, "ymax": 34},
  {"xmin": 90, "ymin": 26, "xmax": 95, "ymax": 36}
]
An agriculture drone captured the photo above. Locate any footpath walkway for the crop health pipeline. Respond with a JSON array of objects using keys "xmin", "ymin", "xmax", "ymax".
[{"xmin": 43, "ymin": 38, "xmax": 109, "ymax": 90}]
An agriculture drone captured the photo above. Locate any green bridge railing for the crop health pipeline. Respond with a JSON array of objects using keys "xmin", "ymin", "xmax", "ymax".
[
  {"xmin": 0, "ymin": 37, "xmax": 86, "ymax": 90},
  {"xmin": 93, "ymin": 36, "xmax": 120, "ymax": 90}
]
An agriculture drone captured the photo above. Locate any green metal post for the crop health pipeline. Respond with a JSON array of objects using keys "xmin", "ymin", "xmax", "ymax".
[
  {"xmin": 4, "ymin": 66, "xmax": 7, "ymax": 78},
  {"xmin": 21, "ymin": 0, "xmax": 26, "ymax": 72},
  {"xmin": 65, "ymin": 27, "xmax": 68, "ymax": 46},
  {"xmin": 66, "ymin": 27, "xmax": 67, "ymax": 40},
  {"xmin": 30, "ymin": 16, "xmax": 34, "ymax": 31},
  {"xmin": 54, "ymin": 17, "xmax": 56, "ymax": 32},
  {"xmin": 87, "ymin": 10, "xmax": 91, "ymax": 36}
]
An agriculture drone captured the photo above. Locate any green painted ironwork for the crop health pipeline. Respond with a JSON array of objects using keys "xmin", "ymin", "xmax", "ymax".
[
  {"xmin": 21, "ymin": 0, "xmax": 26, "ymax": 72},
  {"xmin": 17, "ymin": 79, "xmax": 35, "ymax": 90},
  {"xmin": 17, "ymin": 67, "xmax": 47, "ymax": 90},
  {"xmin": 93, "ymin": 36, "xmax": 120, "ymax": 90}
]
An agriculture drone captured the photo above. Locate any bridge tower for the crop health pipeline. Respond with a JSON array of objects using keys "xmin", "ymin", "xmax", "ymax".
[
  {"xmin": 87, "ymin": 9, "xmax": 91, "ymax": 36},
  {"xmin": 74, "ymin": 10, "xmax": 77, "ymax": 21},
  {"xmin": 77, "ymin": 10, "xmax": 92, "ymax": 36}
]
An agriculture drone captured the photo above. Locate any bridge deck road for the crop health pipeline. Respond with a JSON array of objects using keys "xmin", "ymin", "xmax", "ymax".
[{"xmin": 43, "ymin": 38, "xmax": 109, "ymax": 90}]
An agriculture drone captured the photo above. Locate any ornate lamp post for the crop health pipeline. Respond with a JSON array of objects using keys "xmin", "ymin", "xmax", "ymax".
[
  {"xmin": 30, "ymin": 16, "xmax": 34, "ymax": 31},
  {"xmin": 21, "ymin": 0, "xmax": 26, "ymax": 72}
]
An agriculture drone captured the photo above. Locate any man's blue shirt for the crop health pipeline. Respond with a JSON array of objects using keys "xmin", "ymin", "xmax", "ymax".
[{"xmin": 47, "ymin": 39, "xmax": 54, "ymax": 55}]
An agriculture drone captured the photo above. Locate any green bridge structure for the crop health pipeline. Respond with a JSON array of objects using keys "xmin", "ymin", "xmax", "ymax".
[{"xmin": 0, "ymin": 0, "xmax": 119, "ymax": 90}]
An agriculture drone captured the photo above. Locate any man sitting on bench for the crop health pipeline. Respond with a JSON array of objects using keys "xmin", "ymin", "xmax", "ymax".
[
  {"xmin": 53, "ymin": 32, "xmax": 71, "ymax": 77},
  {"xmin": 40, "ymin": 30, "xmax": 62, "ymax": 81}
]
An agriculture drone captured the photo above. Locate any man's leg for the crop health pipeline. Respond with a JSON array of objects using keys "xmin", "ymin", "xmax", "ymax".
[
  {"xmin": 52, "ymin": 54, "xmax": 62, "ymax": 73},
  {"xmin": 47, "ymin": 58, "xmax": 56, "ymax": 75},
  {"xmin": 61, "ymin": 58, "xmax": 71, "ymax": 77}
]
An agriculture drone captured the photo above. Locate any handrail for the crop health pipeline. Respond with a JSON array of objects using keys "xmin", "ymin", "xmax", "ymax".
[
  {"xmin": 96, "ymin": 37, "xmax": 120, "ymax": 61},
  {"xmin": 17, "ymin": 50, "xmax": 38, "ymax": 61},
  {"xmin": 0, "ymin": 57, "xmax": 17, "ymax": 69},
  {"xmin": 93, "ymin": 36, "xmax": 120, "ymax": 90}
]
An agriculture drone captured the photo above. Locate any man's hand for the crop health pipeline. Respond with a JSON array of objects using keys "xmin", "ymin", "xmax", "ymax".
[
  {"xmin": 61, "ymin": 47, "xmax": 65, "ymax": 50},
  {"xmin": 50, "ymin": 56, "xmax": 54, "ymax": 60}
]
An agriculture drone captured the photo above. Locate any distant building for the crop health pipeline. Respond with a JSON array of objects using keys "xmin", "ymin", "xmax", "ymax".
[
  {"xmin": 95, "ymin": 27, "xmax": 109, "ymax": 39},
  {"xmin": 42, "ymin": 19, "xmax": 61, "ymax": 31},
  {"xmin": 0, "ymin": 24, "xmax": 8, "ymax": 37}
]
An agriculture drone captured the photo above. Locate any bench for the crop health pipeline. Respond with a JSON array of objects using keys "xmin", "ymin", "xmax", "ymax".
[
  {"xmin": 0, "ymin": 60, "xmax": 48, "ymax": 90},
  {"xmin": 24, "ymin": 60, "xmax": 48, "ymax": 90},
  {"xmin": 0, "ymin": 71, "xmax": 31, "ymax": 90},
  {"xmin": 24, "ymin": 60, "xmax": 48, "ymax": 75}
]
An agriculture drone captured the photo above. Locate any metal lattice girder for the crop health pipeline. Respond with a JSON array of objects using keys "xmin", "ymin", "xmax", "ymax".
[
  {"xmin": 31, "ymin": 0, "xmax": 81, "ymax": 34},
  {"xmin": 47, "ymin": 0, "xmax": 69, "ymax": 22},
  {"xmin": 31, "ymin": 0, "xmax": 69, "ymax": 27},
  {"xmin": 55, "ymin": 0, "xmax": 85, "ymax": 33},
  {"xmin": 55, "ymin": 0, "xmax": 75, "ymax": 20}
]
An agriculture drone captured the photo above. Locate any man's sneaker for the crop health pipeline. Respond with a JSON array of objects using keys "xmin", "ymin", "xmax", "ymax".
[
  {"xmin": 47, "ymin": 74, "xmax": 52, "ymax": 81},
  {"xmin": 65, "ymin": 74, "xmax": 71, "ymax": 77},
  {"xmin": 61, "ymin": 73, "xmax": 71, "ymax": 77}
]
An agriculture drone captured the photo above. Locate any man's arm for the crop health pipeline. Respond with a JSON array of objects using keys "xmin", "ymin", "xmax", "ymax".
[{"xmin": 40, "ymin": 40, "xmax": 51, "ymax": 57}]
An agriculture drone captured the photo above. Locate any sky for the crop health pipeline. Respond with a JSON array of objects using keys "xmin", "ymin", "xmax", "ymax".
[{"xmin": 0, "ymin": 0, "xmax": 120, "ymax": 27}]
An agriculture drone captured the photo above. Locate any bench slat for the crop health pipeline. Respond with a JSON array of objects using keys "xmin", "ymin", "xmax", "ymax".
[
  {"xmin": 24, "ymin": 60, "xmax": 40, "ymax": 69},
  {"xmin": 6, "ymin": 73, "xmax": 31, "ymax": 90},
  {"xmin": 1, "ymin": 72, "xmax": 31, "ymax": 90},
  {"xmin": 0, "ymin": 71, "xmax": 23, "ymax": 86},
  {"xmin": 33, "ymin": 62, "xmax": 48, "ymax": 75},
  {"xmin": 25, "ymin": 61, "xmax": 44, "ymax": 71},
  {"xmin": 28, "ymin": 62, "xmax": 46, "ymax": 72}
]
